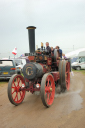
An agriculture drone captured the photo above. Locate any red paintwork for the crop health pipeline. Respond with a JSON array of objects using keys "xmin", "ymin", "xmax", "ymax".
[
  {"xmin": 28, "ymin": 56, "xmax": 35, "ymax": 61},
  {"xmin": 39, "ymin": 63, "xmax": 48, "ymax": 73},
  {"xmin": 47, "ymin": 57, "xmax": 52, "ymax": 65},
  {"xmin": 21, "ymin": 86, "xmax": 40, "ymax": 93},
  {"xmin": 20, "ymin": 81, "xmax": 40, "ymax": 93},
  {"xmin": 25, "ymin": 78, "xmax": 29, "ymax": 82},
  {"xmin": 51, "ymin": 72, "xmax": 60, "ymax": 81}
]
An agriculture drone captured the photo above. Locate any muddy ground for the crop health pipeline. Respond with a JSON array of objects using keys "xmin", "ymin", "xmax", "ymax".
[{"xmin": 0, "ymin": 72, "xmax": 85, "ymax": 128}]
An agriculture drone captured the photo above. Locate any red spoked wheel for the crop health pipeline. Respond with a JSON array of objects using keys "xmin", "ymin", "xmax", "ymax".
[
  {"xmin": 66, "ymin": 61, "xmax": 70, "ymax": 90},
  {"xmin": 8, "ymin": 74, "xmax": 26, "ymax": 106},
  {"xmin": 59, "ymin": 61, "xmax": 63, "ymax": 86},
  {"xmin": 41, "ymin": 73, "xmax": 55, "ymax": 107},
  {"xmin": 62, "ymin": 61, "xmax": 70, "ymax": 91}
]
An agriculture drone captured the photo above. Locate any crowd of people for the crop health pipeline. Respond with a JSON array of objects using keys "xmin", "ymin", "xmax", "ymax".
[{"xmin": 45, "ymin": 42, "xmax": 66, "ymax": 59}]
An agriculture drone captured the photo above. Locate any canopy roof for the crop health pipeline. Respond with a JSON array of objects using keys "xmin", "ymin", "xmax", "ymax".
[{"xmin": 65, "ymin": 48, "xmax": 85, "ymax": 58}]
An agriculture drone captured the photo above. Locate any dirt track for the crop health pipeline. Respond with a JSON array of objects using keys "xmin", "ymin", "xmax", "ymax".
[{"xmin": 0, "ymin": 72, "xmax": 85, "ymax": 128}]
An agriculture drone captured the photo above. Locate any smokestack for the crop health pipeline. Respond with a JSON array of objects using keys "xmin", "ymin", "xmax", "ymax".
[{"xmin": 26, "ymin": 26, "xmax": 36, "ymax": 53}]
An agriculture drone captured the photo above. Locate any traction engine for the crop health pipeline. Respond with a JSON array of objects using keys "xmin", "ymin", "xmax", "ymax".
[{"xmin": 8, "ymin": 26, "xmax": 71, "ymax": 107}]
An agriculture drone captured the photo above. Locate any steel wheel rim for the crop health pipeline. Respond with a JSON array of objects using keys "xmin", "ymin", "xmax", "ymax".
[
  {"xmin": 45, "ymin": 75, "xmax": 55, "ymax": 106},
  {"xmin": 11, "ymin": 75, "xmax": 25, "ymax": 104}
]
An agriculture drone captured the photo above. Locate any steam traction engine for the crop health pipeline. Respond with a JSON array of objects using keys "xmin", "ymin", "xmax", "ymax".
[{"xmin": 8, "ymin": 26, "xmax": 71, "ymax": 107}]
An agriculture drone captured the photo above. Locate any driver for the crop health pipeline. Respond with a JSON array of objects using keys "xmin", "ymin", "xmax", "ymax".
[{"xmin": 46, "ymin": 42, "xmax": 51, "ymax": 54}]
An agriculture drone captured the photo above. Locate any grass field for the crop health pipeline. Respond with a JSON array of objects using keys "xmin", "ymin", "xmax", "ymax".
[
  {"xmin": 0, "ymin": 80, "xmax": 8, "ymax": 83},
  {"xmin": 0, "ymin": 79, "xmax": 9, "ymax": 86},
  {"xmin": 72, "ymin": 69, "xmax": 85, "ymax": 75}
]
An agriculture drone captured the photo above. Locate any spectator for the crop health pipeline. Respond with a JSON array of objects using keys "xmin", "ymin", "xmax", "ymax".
[
  {"xmin": 62, "ymin": 53, "xmax": 67, "ymax": 59},
  {"xmin": 51, "ymin": 47, "xmax": 54, "ymax": 55},
  {"xmin": 55, "ymin": 46, "xmax": 62, "ymax": 58}
]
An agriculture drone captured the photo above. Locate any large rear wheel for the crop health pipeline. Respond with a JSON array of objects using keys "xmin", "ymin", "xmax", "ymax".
[
  {"xmin": 8, "ymin": 74, "xmax": 26, "ymax": 106},
  {"xmin": 62, "ymin": 61, "xmax": 70, "ymax": 91},
  {"xmin": 41, "ymin": 73, "xmax": 55, "ymax": 107},
  {"xmin": 59, "ymin": 61, "xmax": 63, "ymax": 86}
]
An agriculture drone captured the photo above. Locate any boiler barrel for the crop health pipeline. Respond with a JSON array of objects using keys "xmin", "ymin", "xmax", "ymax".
[{"xmin": 23, "ymin": 62, "xmax": 45, "ymax": 80}]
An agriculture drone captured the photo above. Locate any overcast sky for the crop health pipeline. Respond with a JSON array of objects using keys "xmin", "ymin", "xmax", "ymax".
[{"xmin": 0, "ymin": 0, "xmax": 85, "ymax": 58}]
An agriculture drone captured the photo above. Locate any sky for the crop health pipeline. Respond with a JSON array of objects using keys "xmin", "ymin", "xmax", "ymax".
[{"xmin": 0, "ymin": 0, "xmax": 85, "ymax": 58}]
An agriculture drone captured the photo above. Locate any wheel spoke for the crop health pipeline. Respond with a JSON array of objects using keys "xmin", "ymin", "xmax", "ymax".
[
  {"xmin": 14, "ymin": 93, "xmax": 17, "ymax": 101},
  {"xmin": 17, "ymin": 78, "xmax": 20, "ymax": 86},
  {"xmin": 50, "ymin": 92, "xmax": 53, "ymax": 99},
  {"xmin": 12, "ymin": 87, "xmax": 15, "ymax": 89},
  {"xmin": 17, "ymin": 77, "xmax": 18, "ymax": 82},
  {"xmin": 50, "ymin": 82, "xmax": 52, "ymax": 88},
  {"xmin": 17, "ymin": 92, "xmax": 18, "ymax": 101},
  {"xmin": 47, "ymin": 78, "xmax": 50, "ymax": 87},
  {"xmin": 19, "ymin": 91, "xmax": 22, "ymax": 97},
  {"xmin": 47, "ymin": 93, "xmax": 50, "ymax": 103},
  {"xmin": 12, "ymin": 90, "xmax": 15, "ymax": 94},
  {"xmin": 13, "ymin": 82, "xmax": 16, "ymax": 87}
]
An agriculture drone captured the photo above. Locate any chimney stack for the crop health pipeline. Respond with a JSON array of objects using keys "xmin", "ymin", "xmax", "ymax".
[{"xmin": 26, "ymin": 26, "xmax": 36, "ymax": 53}]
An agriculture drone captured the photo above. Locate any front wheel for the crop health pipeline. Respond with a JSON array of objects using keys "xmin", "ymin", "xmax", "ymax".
[
  {"xmin": 41, "ymin": 73, "xmax": 55, "ymax": 107},
  {"xmin": 8, "ymin": 74, "xmax": 26, "ymax": 106}
]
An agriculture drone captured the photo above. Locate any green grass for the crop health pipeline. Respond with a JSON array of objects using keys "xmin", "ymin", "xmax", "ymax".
[
  {"xmin": 0, "ymin": 81, "xmax": 8, "ymax": 87},
  {"xmin": 72, "ymin": 69, "xmax": 85, "ymax": 75}
]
